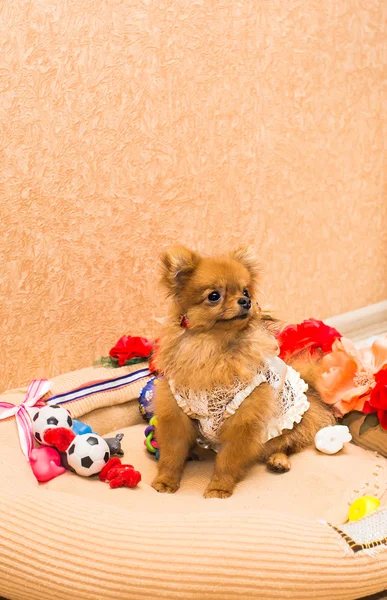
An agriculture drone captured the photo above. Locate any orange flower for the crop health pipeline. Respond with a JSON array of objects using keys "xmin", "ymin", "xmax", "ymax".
[{"xmin": 318, "ymin": 335, "xmax": 387, "ymax": 417}]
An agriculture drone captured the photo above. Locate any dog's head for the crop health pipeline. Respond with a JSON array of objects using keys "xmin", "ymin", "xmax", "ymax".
[{"xmin": 160, "ymin": 245, "xmax": 261, "ymax": 331}]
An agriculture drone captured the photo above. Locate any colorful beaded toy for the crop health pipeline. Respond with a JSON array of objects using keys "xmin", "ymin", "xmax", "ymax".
[
  {"xmin": 139, "ymin": 378, "xmax": 161, "ymax": 459},
  {"xmin": 144, "ymin": 416, "xmax": 159, "ymax": 460}
]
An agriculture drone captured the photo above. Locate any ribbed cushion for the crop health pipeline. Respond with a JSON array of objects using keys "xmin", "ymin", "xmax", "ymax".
[{"xmin": 1, "ymin": 365, "xmax": 387, "ymax": 600}]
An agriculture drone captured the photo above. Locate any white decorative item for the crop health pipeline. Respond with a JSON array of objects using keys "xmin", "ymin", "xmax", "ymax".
[
  {"xmin": 315, "ymin": 425, "xmax": 352, "ymax": 455},
  {"xmin": 32, "ymin": 405, "xmax": 73, "ymax": 445},
  {"xmin": 66, "ymin": 433, "xmax": 110, "ymax": 477}
]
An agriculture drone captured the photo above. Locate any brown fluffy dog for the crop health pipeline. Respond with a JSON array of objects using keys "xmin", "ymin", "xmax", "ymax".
[{"xmin": 152, "ymin": 246, "xmax": 335, "ymax": 499}]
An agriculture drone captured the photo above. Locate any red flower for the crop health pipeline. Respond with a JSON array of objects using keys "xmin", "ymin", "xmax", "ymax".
[
  {"xmin": 109, "ymin": 336, "xmax": 153, "ymax": 367},
  {"xmin": 363, "ymin": 369, "xmax": 387, "ymax": 430},
  {"xmin": 277, "ymin": 319, "xmax": 341, "ymax": 361}
]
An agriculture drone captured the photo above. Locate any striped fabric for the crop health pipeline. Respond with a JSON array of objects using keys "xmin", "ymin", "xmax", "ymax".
[{"xmin": 47, "ymin": 367, "xmax": 150, "ymax": 406}]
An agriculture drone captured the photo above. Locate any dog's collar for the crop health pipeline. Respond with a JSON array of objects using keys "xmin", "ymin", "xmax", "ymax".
[{"xmin": 180, "ymin": 314, "xmax": 189, "ymax": 328}]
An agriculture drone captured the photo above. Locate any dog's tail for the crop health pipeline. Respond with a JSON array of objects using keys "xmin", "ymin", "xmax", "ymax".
[
  {"xmin": 289, "ymin": 354, "xmax": 337, "ymax": 434},
  {"xmin": 287, "ymin": 353, "xmax": 324, "ymax": 389}
]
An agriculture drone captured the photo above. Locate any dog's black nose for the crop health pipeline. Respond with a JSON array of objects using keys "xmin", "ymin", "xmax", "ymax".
[{"xmin": 237, "ymin": 297, "xmax": 251, "ymax": 310}]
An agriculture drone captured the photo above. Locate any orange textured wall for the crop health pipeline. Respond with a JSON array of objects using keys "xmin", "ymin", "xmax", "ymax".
[{"xmin": 1, "ymin": 0, "xmax": 386, "ymax": 390}]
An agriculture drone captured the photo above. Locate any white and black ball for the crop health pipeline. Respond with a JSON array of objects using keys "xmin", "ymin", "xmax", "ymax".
[
  {"xmin": 66, "ymin": 434, "xmax": 110, "ymax": 477},
  {"xmin": 32, "ymin": 405, "xmax": 73, "ymax": 445}
]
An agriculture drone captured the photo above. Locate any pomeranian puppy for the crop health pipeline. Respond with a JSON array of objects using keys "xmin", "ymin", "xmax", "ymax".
[{"xmin": 152, "ymin": 246, "xmax": 335, "ymax": 499}]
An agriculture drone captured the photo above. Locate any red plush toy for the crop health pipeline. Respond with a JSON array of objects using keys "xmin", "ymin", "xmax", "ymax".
[
  {"xmin": 44, "ymin": 427, "xmax": 76, "ymax": 451},
  {"xmin": 99, "ymin": 457, "xmax": 141, "ymax": 488}
]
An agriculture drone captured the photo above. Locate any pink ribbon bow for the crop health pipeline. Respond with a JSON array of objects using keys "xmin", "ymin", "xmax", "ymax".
[{"xmin": 0, "ymin": 379, "xmax": 51, "ymax": 461}]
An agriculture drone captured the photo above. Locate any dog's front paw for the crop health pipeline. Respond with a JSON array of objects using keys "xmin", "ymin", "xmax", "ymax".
[
  {"xmin": 204, "ymin": 488, "xmax": 232, "ymax": 499},
  {"xmin": 266, "ymin": 452, "xmax": 291, "ymax": 473},
  {"xmin": 151, "ymin": 476, "xmax": 180, "ymax": 494}
]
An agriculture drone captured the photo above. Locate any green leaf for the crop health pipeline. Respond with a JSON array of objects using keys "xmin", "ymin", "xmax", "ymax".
[
  {"xmin": 340, "ymin": 411, "xmax": 364, "ymax": 427},
  {"xmin": 359, "ymin": 413, "xmax": 380, "ymax": 436},
  {"xmin": 93, "ymin": 356, "xmax": 149, "ymax": 368},
  {"xmin": 93, "ymin": 356, "xmax": 118, "ymax": 368},
  {"xmin": 124, "ymin": 358, "xmax": 148, "ymax": 366}
]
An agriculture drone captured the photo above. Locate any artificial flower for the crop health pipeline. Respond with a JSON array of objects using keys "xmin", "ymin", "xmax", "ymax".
[
  {"xmin": 277, "ymin": 318, "xmax": 341, "ymax": 361},
  {"xmin": 109, "ymin": 336, "xmax": 153, "ymax": 367},
  {"xmin": 318, "ymin": 335, "xmax": 387, "ymax": 417},
  {"xmin": 363, "ymin": 369, "xmax": 387, "ymax": 430}
]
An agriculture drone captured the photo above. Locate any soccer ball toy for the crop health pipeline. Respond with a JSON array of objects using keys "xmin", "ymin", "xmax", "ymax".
[
  {"xmin": 32, "ymin": 405, "xmax": 73, "ymax": 445},
  {"xmin": 66, "ymin": 433, "xmax": 110, "ymax": 477}
]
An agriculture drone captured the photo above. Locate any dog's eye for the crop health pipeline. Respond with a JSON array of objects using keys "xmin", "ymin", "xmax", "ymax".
[
  {"xmin": 208, "ymin": 291, "xmax": 221, "ymax": 303},
  {"xmin": 243, "ymin": 289, "xmax": 250, "ymax": 298}
]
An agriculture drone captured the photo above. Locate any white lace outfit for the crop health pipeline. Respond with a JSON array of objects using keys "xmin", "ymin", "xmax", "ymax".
[{"xmin": 169, "ymin": 356, "xmax": 310, "ymax": 451}]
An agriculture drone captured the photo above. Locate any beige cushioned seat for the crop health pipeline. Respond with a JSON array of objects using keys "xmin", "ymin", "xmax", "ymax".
[{"xmin": 1, "ymin": 364, "xmax": 387, "ymax": 600}]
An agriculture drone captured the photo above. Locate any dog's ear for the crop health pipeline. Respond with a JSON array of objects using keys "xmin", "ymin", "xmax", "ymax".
[
  {"xmin": 230, "ymin": 246, "xmax": 261, "ymax": 280},
  {"xmin": 160, "ymin": 245, "xmax": 200, "ymax": 297}
]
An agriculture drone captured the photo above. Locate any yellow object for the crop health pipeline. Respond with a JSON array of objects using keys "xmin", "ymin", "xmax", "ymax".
[{"xmin": 348, "ymin": 496, "xmax": 380, "ymax": 522}]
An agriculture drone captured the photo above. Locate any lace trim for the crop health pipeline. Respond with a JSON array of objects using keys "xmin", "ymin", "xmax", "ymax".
[
  {"xmin": 169, "ymin": 357, "xmax": 310, "ymax": 449},
  {"xmin": 265, "ymin": 363, "xmax": 310, "ymax": 442}
]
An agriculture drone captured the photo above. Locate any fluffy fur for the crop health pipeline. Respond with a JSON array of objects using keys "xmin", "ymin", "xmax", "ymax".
[{"xmin": 152, "ymin": 246, "xmax": 335, "ymax": 499}]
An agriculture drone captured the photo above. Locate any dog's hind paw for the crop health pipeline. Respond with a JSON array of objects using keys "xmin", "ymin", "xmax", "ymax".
[{"xmin": 204, "ymin": 488, "xmax": 232, "ymax": 499}]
